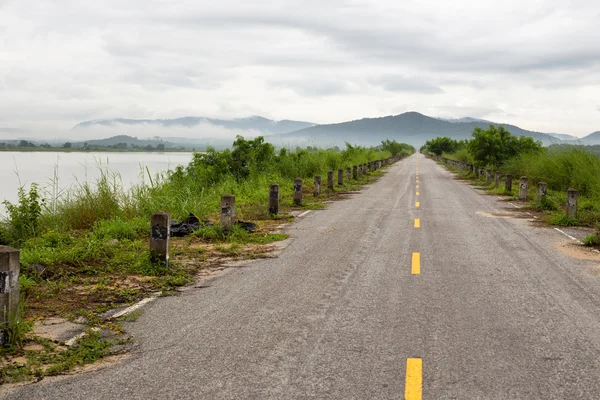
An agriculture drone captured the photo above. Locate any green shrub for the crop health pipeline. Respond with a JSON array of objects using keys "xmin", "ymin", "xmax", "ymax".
[
  {"xmin": 2, "ymin": 184, "xmax": 44, "ymax": 245},
  {"xmin": 582, "ymin": 233, "xmax": 600, "ymax": 246},
  {"xmin": 550, "ymin": 214, "xmax": 580, "ymax": 226}
]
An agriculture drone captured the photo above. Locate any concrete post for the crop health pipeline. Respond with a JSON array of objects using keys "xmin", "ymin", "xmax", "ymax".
[
  {"xmin": 519, "ymin": 177, "xmax": 528, "ymax": 201},
  {"xmin": 293, "ymin": 178, "xmax": 303, "ymax": 205},
  {"xmin": 346, "ymin": 167, "xmax": 351, "ymax": 181},
  {"xmin": 486, "ymin": 169, "xmax": 492, "ymax": 185},
  {"xmin": 567, "ymin": 189, "xmax": 578, "ymax": 218},
  {"xmin": 353, "ymin": 166, "xmax": 358, "ymax": 180},
  {"xmin": 537, "ymin": 182, "xmax": 547, "ymax": 205},
  {"xmin": 494, "ymin": 171, "xmax": 501, "ymax": 187},
  {"xmin": 358, "ymin": 164, "xmax": 363, "ymax": 176},
  {"xmin": 0, "ymin": 246, "xmax": 20, "ymax": 345},
  {"xmin": 150, "ymin": 212, "xmax": 170, "ymax": 264},
  {"xmin": 220, "ymin": 194, "xmax": 236, "ymax": 230},
  {"xmin": 327, "ymin": 171, "xmax": 334, "ymax": 189},
  {"xmin": 269, "ymin": 184, "xmax": 279, "ymax": 214},
  {"xmin": 505, "ymin": 174, "xmax": 512, "ymax": 193},
  {"xmin": 364, "ymin": 164, "xmax": 368, "ymax": 174},
  {"xmin": 338, "ymin": 169, "xmax": 344, "ymax": 186},
  {"xmin": 314, "ymin": 176, "xmax": 321, "ymax": 197}
]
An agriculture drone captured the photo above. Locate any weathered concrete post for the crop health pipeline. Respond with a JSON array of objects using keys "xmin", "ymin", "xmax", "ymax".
[
  {"xmin": 220, "ymin": 194, "xmax": 236, "ymax": 231},
  {"xmin": 486, "ymin": 169, "xmax": 492, "ymax": 185},
  {"xmin": 313, "ymin": 176, "xmax": 321, "ymax": 197},
  {"xmin": 353, "ymin": 165, "xmax": 358, "ymax": 180},
  {"xmin": 0, "ymin": 246, "xmax": 20, "ymax": 345},
  {"xmin": 494, "ymin": 171, "xmax": 501, "ymax": 187},
  {"xmin": 269, "ymin": 184, "xmax": 279, "ymax": 214},
  {"xmin": 363, "ymin": 164, "xmax": 368, "ymax": 174},
  {"xmin": 293, "ymin": 178, "xmax": 303, "ymax": 205},
  {"xmin": 537, "ymin": 182, "xmax": 547, "ymax": 205},
  {"xmin": 505, "ymin": 174, "xmax": 513, "ymax": 193},
  {"xmin": 327, "ymin": 171, "xmax": 334, "ymax": 189},
  {"xmin": 346, "ymin": 167, "xmax": 351, "ymax": 181},
  {"xmin": 338, "ymin": 169, "xmax": 344, "ymax": 186},
  {"xmin": 150, "ymin": 212, "xmax": 170, "ymax": 264},
  {"xmin": 567, "ymin": 189, "xmax": 578, "ymax": 218},
  {"xmin": 519, "ymin": 177, "xmax": 528, "ymax": 201},
  {"xmin": 358, "ymin": 164, "xmax": 363, "ymax": 176}
]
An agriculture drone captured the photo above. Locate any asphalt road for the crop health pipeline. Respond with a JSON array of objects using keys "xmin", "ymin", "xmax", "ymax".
[{"xmin": 4, "ymin": 153, "xmax": 600, "ymax": 399}]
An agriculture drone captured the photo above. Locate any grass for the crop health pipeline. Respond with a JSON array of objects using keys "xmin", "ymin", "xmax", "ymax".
[
  {"xmin": 0, "ymin": 330, "xmax": 116, "ymax": 384},
  {"xmin": 435, "ymin": 148, "xmax": 600, "ymax": 228}
]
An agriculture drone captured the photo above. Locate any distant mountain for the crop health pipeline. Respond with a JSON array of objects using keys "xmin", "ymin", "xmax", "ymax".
[
  {"xmin": 567, "ymin": 131, "xmax": 600, "ymax": 145},
  {"xmin": 75, "ymin": 135, "xmax": 179, "ymax": 149},
  {"xmin": 0, "ymin": 128, "xmax": 27, "ymax": 134},
  {"xmin": 272, "ymin": 112, "xmax": 562, "ymax": 147},
  {"xmin": 73, "ymin": 116, "xmax": 316, "ymax": 135},
  {"xmin": 549, "ymin": 133, "xmax": 579, "ymax": 141},
  {"xmin": 440, "ymin": 117, "xmax": 490, "ymax": 124}
]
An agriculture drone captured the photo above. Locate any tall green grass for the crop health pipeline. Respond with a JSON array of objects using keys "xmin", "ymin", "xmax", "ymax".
[{"xmin": 503, "ymin": 147, "xmax": 600, "ymax": 197}]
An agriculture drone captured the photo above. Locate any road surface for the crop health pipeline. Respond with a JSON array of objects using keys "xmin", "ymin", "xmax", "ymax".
[{"xmin": 5, "ymin": 153, "xmax": 600, "ymax": 399}]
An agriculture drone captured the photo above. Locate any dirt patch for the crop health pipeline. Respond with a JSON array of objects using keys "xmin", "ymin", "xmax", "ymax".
[
  {"xmin": 552, "ymin": 241, "xmax": 600, "ymax": 261},
  {"xmin": 476, "ymin": 211, "xmax": 535, "ymax": 219}
]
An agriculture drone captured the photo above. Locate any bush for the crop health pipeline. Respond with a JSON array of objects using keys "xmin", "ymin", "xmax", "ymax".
[{"xmin": 2, "ymin": 184, "xmax": 44, "ymax": 245}]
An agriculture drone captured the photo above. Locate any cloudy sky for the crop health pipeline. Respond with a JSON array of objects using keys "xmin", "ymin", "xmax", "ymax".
[{"xmin": 1, "ymin": 0, "xmax": 600, "ymax": 138}]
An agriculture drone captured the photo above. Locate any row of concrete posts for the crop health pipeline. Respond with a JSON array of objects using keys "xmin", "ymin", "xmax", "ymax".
[{"xmin": 430, "ymin": 154, "xmax": 580, "ymax": 219}]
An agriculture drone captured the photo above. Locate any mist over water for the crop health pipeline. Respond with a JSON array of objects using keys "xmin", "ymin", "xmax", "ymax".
[{"xmin": 0, "ymin": 152, "xmax": 193, "ymax": 215}]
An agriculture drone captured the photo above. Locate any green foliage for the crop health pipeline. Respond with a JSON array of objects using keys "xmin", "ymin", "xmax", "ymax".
[
  {"xmin": 582, "ymin": 233, "xmax": 600, "ymax": 246},
  {"xmin": 467, "ymin": 124, "xmax": 542, "ymax": 167},
  {"xmin": 550, "ymin": 214, "xmax": 580, "ymax": 226},
  {"xmin": 423, "ymin": 137, "xmax": 465, "ymax": 156},
  {"xmin": 2, "ymin": 184, "xmax": 44, "ymax": 245},
  {"xmin": 381, "ymin": 139, "xmax": 414, "ymax": 157},
  {"xmin": 42, "ymin": 330, "xmax": 112, "ymax": 375},
  {"xmin": 503, "ymin": 147, "xmax": 600, "ymax": 198},
  {"xmin": 93, "ymin": 217, "xmax": 149, "ymax": 241},
  {"xmin": 3, "ymin": 302, "xmax": 33, "ymax": 349}
]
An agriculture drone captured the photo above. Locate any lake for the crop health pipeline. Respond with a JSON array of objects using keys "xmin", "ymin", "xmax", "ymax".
[{"xmin": 0, "ymin": 152, "xmax": 194, "ymax": 215}]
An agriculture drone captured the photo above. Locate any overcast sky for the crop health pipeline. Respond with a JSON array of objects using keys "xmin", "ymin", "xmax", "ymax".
[{"xmin": 1, "ymin": 0, "xmax": 600, "ymax": 138}]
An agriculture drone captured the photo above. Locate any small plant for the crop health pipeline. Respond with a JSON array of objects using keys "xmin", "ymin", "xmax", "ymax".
[
  {"xmin": 2, "ymin": 183, "xmax": 44, "ymax": 244},
  {"xmin": 550, "ymin": 214, "xmax": 580, "ymax": 226},
  {"xmin": 534, "ymin": 196, "xmax": 559, "ymax": 211},
  {"xmin": 2, "ymin": 302, "xmax": 33, "ymax": 349},
  {"xmin": 582, "ymin": 233, "xmax": 600, "ymax": 246}
]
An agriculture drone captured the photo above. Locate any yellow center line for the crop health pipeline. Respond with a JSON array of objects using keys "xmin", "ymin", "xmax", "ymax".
[
  {"xmin": 416, "ymin": 192, "xmax": 419, "ymax": 196},
  {"xmin": 412, "ymin": 252, "xmax": 420, "ymax": 274},
  {"xmin": 414, "ymin": 218, "xmax": 420, "ymax": 228},
  {"xmin": 405, "ymin": 358, "xmax": 423, "ymax": 400},
  {"xmin": 416, "ymin": 185, "xmax": 420, "ymax": 188},
  {"xmin": 415, "ymin": 201, "xmax": 420, "ymax": 208}
]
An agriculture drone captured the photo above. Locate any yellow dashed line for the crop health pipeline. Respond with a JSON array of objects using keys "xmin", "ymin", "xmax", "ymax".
[
  {"xmin": 414, "ymin": 219, "xmax": 420, "ymax": 228},
  {"xmin": 415, "ymin": 201, "xmax": 420, "ymax": 208},
  {"xmin": 405, "ymin": 358, "xmax": 423, "ymax": 399},
  {"xmin": 412, "ymin": 252, "xmax": 421, "ymax": 274},
  {"xmin": 416, "ymin": 192, "xmax": 419, "ymax": 196}
]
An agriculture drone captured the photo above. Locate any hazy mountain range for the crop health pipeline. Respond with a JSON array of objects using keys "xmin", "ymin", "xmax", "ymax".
[
  {"xmin": 73, "ymin": 116, "xmax": 315, "ymax": 135},
  {"xmin": 1, "ymin": 112, "xmax": 598, "ymax": 149}
]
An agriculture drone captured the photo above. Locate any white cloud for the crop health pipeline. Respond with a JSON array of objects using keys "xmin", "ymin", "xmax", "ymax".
[{"xmin": 1, "ymin": 0, "xmax": 600, "ymax": 137}]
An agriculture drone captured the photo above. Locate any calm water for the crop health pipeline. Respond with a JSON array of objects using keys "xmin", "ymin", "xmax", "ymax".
[{"xmin": 0, "ymin": 152, "xmax": 193, "ymax": 215}]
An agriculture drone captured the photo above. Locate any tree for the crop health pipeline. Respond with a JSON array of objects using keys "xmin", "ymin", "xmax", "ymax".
[
  {"xmin": 467, "ymin": 125, "xmax": 542, "ymax": 167},
  {"xmin": 19, "ymin": 140, "xmax": 36, "ymax": 147},
  {"xmin": 63, "ymin": 142, "xmax": 72, "ymax": 148},
  {"xmin": 423, "ymin": 137, "xmax": 464, "ymax": 156},
  {"xmin": 156, "ymin": 143, "xmax": 165, "ymax": 151},
  {"xmin": 381, "ymin": 139, "xmax": 414, "ymax": 156}
]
